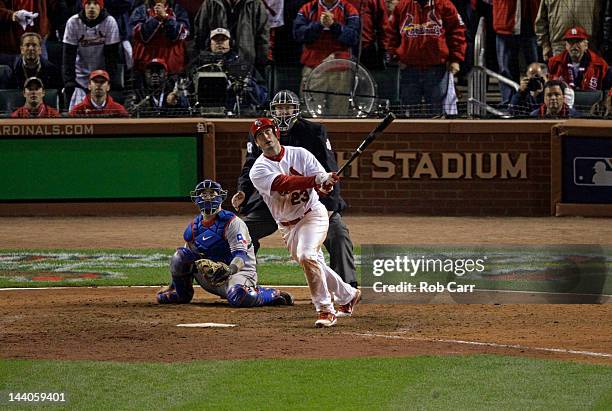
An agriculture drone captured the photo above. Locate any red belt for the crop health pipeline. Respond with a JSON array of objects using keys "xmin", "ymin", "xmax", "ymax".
[{"xmin": 280, "ymin": 208, "xmax": 312, "ymax": 227}]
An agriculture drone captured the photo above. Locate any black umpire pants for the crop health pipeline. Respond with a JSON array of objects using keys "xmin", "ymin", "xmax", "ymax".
[{"xmin": 242, "ymin": 206, "xmax": 358, "ymax": 286}]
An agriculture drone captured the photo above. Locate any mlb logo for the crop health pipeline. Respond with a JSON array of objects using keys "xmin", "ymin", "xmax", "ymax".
[{"xmin": 573, "ymin": 157, "xmax": 612, "ymax": 186}]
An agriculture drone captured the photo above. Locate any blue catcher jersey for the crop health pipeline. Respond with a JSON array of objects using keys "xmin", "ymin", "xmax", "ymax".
[{"xmin": 183, "ymin": 210, "xmax": 237, "ymax": 264}]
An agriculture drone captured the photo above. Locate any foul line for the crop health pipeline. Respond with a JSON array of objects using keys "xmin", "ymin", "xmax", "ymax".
[
  {"xmin": 345, "ymin": 332, "xmax": 612, "ymax": 359},
  {"xmin": 0, "ymin": 285, "xmax": 311, "ymax": 291}
]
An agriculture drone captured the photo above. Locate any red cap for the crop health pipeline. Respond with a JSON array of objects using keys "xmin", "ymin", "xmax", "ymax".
[
  {"xmin": 82, "ymin": 0, "xmax": 104, "ymax": 9},
  {"xmin": 250, "ymin": 118, "xmax": 279, "ymax": 139},
  {"xmin": 563, "ymin": 26, "xmax": 589, "ymax": 40},
  {"xmin": 89, "ymin": 69, "xmax": 110, "ymax": 81},
  {"xmin": 146, "ymin": 58, "xmax": 168, "ymax": 71}
]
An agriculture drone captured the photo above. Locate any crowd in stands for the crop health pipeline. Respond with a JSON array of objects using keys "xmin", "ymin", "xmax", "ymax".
[{"xmin": 0, "ymin": 0, "xmax": 611, "ymax": 118}]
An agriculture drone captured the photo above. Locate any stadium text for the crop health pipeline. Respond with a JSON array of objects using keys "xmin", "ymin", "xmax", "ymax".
[
  {"xmin": 0, "ymin": 124, "xmax": 94, "ymax": 136},
  {"xmin": 336, "ymin": 151, "xmax": 528, "ymax": 179}
]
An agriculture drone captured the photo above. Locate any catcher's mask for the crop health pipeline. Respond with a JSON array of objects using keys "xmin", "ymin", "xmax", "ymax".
[
  {"xmin": 190, "ymin": 180, "xmax": 228, "ymax": 215},
  {"xmin": 270, "ymin": 90, "xmax": 300, "ymax": 132}
]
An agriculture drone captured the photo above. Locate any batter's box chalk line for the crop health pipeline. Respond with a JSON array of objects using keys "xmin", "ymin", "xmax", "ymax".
[
  {"xmin": 343, "ymin": 332, "xmax": 612, "ymax": 359},
  {"xmin": 177, "ymin": 323, "xmax": 237, "ymax": 328}
]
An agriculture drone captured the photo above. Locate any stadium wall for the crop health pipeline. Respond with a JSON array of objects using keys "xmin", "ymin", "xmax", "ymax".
[{"xmin": 0, "ymin": 118, "xmax": 560, "ymax": 216}]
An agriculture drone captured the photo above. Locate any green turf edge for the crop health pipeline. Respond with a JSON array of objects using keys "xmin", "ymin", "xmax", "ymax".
[{"xmin": 1, "ymin": 355, "xmax": 611, "ymax": 410}]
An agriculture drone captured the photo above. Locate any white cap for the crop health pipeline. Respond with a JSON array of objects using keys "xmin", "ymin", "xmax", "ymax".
[{"xmin": 210, "ymin": 28, "xmax": 231, "ymax": 39}]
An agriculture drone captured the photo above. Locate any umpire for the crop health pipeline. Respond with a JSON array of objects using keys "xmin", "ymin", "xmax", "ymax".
[{"xmin": 232, "ymin": 90, "xmax": 358, "ymax": 288}]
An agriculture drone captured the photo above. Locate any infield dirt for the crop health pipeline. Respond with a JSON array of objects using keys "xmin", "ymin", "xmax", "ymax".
[{"xmin": 1, "ymin": 216, "xmax": 611, "ymax": 365}]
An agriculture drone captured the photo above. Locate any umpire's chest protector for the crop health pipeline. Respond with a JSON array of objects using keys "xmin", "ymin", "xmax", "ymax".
[{"xmin": 183, "ymin": 211, "xmax": 235, "ymax": 264}]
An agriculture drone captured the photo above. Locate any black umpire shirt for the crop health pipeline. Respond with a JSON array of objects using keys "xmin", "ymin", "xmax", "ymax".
[{"xmin": 237, "ymin": 117, "xmax": 348, "ymax": 215}]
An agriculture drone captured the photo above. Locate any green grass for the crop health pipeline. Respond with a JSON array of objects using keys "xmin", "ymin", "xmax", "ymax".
[{"xmin": 1, "ymin": 356, "xmax": 610, "ymax": 410}]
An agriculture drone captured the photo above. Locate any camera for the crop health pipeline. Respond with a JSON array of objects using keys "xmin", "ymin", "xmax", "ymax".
[{"xmin": 527, "ymin": 76, "xmax": 545, "ymax": 92}]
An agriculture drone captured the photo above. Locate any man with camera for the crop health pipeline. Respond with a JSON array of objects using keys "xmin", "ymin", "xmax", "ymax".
[
  {"xmin": 509, "ymin": 62, "xmax": 548, "ymax": 116},
  {"xmin": 193, "ymin": 28, "xmax": 267, "ymax": 114}
]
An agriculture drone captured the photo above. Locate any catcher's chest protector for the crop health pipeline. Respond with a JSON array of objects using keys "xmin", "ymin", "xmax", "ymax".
[{"xmin": 184, "ymin": 211, "xmax": 235, "ymax": 264}]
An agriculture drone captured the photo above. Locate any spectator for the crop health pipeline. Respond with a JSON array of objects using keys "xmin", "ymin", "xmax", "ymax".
[
  {"xmin": 130, "ymin": 0, "xmax": 189, "ymax": 76},
  {"xmin": 192, "ymin": 28, "xmax": 267, "ymax": 113},
  {"xmin": 8, "ymin": 33, "xmax": 62, "ymax": 90},
  {"xmin": 63, "ymin": 0, "xmax": 121, "ymax": 110},
  {"xmin": 530, "ymin": 79, "xmax": 578, "ymax": 118},
  {"xmin": 604, "ymin": 0, "xmax": 612, "ymax": 64},
  {"xmin": 124, "ymin": 58, "xmax": 189, "ymax": 115},
  {"xmin": 492, "ymin": 0, "xmax": 540, "ymax": 106},
  {"xmin": 270, "ymin": 0, "xmax": 309, "ymax": 65},
  {"xmin": 11, "ymin": 77, "xmax": 60, "ymax": 117},
  {"xmin": 76, "ymin": 0, "xmax": 135, "ymax": 69},
  {"xmin": 293, "ymin": 0, "xmax": 360, "ymax": 116},
  {"xmin": 0, "ymin": 0, "xmax": 60, "ymax": 65},
  {"xmin": 509, "ymin": 62, "xmax": 547, "ymax": 115},
  {"xmin": 193, "ymin": 0, "xmax": 269, "ymax": 74},
  {"xmin": 386, "ymin": 0, "xmax": 466, "ymax": 116},
  {"xmin": 69, "ymin": 69, "xmax": 129, "ymax": 116},
  {"xmin": 535, "ymin": 0, "xmax": 602, "ymax": 61},
  {"xmin": 548, "ymin": 27, "xmax": 612, "ymax": 92},
  {"xmin": 347, "ymin": 0, "xmax": 389, "ymax": 69}
]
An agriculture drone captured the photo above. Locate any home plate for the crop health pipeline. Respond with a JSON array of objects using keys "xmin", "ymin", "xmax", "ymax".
[{"xmin": 177, "ymin": 323, "xmax": 237, "ymax": 328}]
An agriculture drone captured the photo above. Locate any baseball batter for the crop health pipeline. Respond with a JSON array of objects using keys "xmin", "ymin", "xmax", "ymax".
[
  {"xmin": 156, "ymin": 179, "xmax": 294, "ymax": 307},
  {"xmin": 248, "ymin": 118, "xmax": 361, "ymax": 327}
]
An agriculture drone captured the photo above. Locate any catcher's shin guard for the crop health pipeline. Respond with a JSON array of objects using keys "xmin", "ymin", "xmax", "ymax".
[
  {"xmin": 226, "ymin": 285, "xmax": 293, "ymax": 307},
  {"xmin": 157, "ymin": 277, "xmax": 194, "ymax": 304}
]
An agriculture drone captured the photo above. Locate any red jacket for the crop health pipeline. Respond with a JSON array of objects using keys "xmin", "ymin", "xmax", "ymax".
[
  {"xmin": 492, "ymin": 0, "xmax": 540, "ymax": 36},
  {"xmin": 131, "ymin": 3, "xmax": 189, "ymax": 74},
  {"xmin": 548, "ymin": 49, "xmax": 609, "ymax": 91},
  {"xmin": 293, "ymin": 0, "xmax": 361, "ymax": 68},
  {"xmin": 347, "ymin": 0, "xmax": 389, "ymax": 49},
  {"xmin": 386, "ymin": 0, "xmax": 466, "ymax": 67},
  {"xmin": 69, "ymin": 95, "xmax": 129, "ymax": 117},
  {"xmin": 11, "ymin": 104, "xmax": 60, "ymax": 118}
]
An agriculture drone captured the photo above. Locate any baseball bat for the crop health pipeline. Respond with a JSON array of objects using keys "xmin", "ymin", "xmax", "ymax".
[
  {"xmin": 328, "ymin": 112, "xmax": 396, "ymax": 221},
  {"xmin": 336, "ymin": 111, "xmax": 396, "ymax": 176}
]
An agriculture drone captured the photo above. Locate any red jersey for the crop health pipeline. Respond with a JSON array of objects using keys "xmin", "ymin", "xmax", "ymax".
[
  {"xmin": 69, "ymin": 95, "xmax": 129, "ymax": 117},
  {"xmin": 548, "ymin": 49, "xmax": 609, "ymax": 91},
  {"xmin": 386, "ymin": 0, "xmax": 466, "ymax": 67},
  {"xmin": 294, "ymin": 0, "xmax": 360, "ymax": 68},
  {"xmin": 346, "ymin": 0, "xmax": 389, "ymax": 49},
  {"xmin": 11, "ymin": 104, "xmax": 60, "ymax": 118},
  {"xmin": 492, "ymin": 0, "xmax": 540, "ymax": 36}
]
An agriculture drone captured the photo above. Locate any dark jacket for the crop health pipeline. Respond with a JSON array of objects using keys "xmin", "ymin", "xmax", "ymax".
[
  {"xmin": 604, "ymin": 0, "xmax": 612, "ymax": 63},
  {"xmin": 509, "ymin": 89, "xmax": 544, "ymax": 116},
  {"xmin": 193, "ymin": 0, "xmax": 269, "ymax": 68},
  {"xmin": 529, "ymin": 103, "xmax": 578, "ymax": 118},
  {"xmin": 124, "ymin": 80, "xmax": 190, "ymax": 116},
  {"xmin": 10, "ymin": 57, "xmax": 62, "ymax": 90},
  {"xmin": 237, "ymin": 118, "xmax": 347, "ymax": 215}
]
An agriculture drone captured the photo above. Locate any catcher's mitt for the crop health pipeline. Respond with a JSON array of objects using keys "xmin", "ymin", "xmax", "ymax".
[{"xmin": 195, "ymin": 258, "xmax": 231, "ymax": 287}]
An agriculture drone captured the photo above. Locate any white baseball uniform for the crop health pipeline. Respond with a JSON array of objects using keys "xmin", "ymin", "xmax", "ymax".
[{"xmin": 249, "ymin": 145, "xmax": 356, "ymax": 313}]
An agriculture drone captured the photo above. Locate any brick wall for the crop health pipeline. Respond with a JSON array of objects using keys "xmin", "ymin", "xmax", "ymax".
[{"xmin": 213, "ymin": 120, "xmax": 555, "ymax": 216}]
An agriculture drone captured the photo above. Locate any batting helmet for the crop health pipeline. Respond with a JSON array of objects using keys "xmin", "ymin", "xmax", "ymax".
[
  {"xmin": 190, "ymin": 179, "xmax": 228, "ymax": 215},
  {"xmin": 270, "ymin": 90, "xmax": 300, "ymax": 132},
  {"xmin": 250, "ymin": 118, "xmax": 279, "ymax": 139}
]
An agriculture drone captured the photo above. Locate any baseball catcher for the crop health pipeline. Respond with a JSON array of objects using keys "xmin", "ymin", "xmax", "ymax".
[{"xmin": 156, "ymin": 179, "xmax": 294, "ymax": 307}]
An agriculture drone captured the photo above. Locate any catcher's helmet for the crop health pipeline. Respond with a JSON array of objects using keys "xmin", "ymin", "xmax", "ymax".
[
  {"xmin": 270, "ymin": 90, "xmax": 300, "ymax": 132},
  {"xmin": 190, "ymin": 179, "xmax": 228, "ymax": 215},
  {"xmin": 250, "ymin": 117, "xmax": 279, "ymax": 139}
]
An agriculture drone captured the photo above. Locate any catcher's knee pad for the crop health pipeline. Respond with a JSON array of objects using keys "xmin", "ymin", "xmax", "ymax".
[
  {"xmin": 227, "ymin": 284, "xmax": 260, "ymax": 307},
  {"xmin": 157, "ymin": 277, "xmax": 194, "ymax": 304},
  {"xmin": 170, "ymin": 247, "xmax": 200, "ymax": 277}
]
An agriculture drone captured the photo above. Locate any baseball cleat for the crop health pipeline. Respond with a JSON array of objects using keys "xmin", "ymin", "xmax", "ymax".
[
  {"xmin": 315, "ymin": 312, "xmax": 337, "ymax": 328},
  {"xmin": 336, "ymin": 288, "xmax": 361, "ymax": 318}
]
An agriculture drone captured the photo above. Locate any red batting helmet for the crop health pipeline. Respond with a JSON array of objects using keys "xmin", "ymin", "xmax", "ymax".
[{"xmin": 250, "ymin": 118, "xmax": 279, "ymax": 139}]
